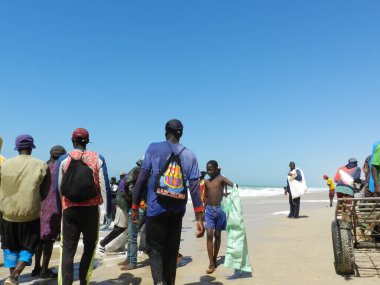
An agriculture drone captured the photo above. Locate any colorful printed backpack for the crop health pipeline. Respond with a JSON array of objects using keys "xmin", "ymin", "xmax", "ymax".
[{"xmin": 155, "ymin": 144, "xmax": 187, "ymax": 204}]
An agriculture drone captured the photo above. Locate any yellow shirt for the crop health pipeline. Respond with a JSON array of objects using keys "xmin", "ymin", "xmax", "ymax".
[
  {"xmin": 0, "ymin": 155, "xmax": 5, "ymax": 165},
  {"xmin": 327, "ymin": 178, "xmax": 335, "ymax": 191}
]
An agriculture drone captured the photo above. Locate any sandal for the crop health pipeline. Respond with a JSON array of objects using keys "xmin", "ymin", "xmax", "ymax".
[{"xmin": 4, "ymin": 276, "xmax": 18, "ymax": 285}]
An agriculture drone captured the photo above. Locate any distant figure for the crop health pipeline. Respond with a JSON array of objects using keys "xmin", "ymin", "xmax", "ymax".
[
  {"xmin": 284, "ymin": 162, "xmax": 305, "ymax": 219},
  {"xmin": 199, "ymin": 171, "xmax": 207, "ymax": 206},
  {"xmin": 56, "ymin": 128, "xmax": 112, "ymax": 285},
  {"xmin": 110, "ymin": 176, "xmax": 119, "ymax": 219},
  {"xmin": 101, "ymin": 176, "xmax": 118, "ymax": 229},
  {"xmin": 323, "ymin": 175, "xmax": 335, "ymax": 207},
  {"xmin": 0, "ymin": 134, "xmax": 50, "ymax": 285},
  {"xmin": 334, "ymin": 158, "xmax": 361, "ymax": 198},
  {"xmin": 119, "ymin": 172, "xmax": 127, "ymax": 183},
  {"xmin": 204, "ymin": 160, "xmax": 234, "ymax": 274},
  {"xmin": 360, "ymin": 155, "xmax": 372, "ymax": 197},
  {"xmin": 32, "ymin": 145, "xmax": 66, "ymax": 279},
  {"xmin": 0, "ymin": 136, "xmax": 5, "ymax": 165},
  {"xmin": 110, "ymin": 177, "xmax": 119, "ymax": 192},
  {"xmin": 131, "ymin": 119, "xmax": 205, "ymax": 285}
]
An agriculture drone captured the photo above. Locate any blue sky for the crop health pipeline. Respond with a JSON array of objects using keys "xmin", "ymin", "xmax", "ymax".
[{"xmin": 0, "ymin": 1, "xmax": 379, "ymax": 187}]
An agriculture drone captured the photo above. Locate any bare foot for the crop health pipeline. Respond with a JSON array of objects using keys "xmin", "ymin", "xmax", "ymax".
[{"xmin": 206, "ymin": 265, "xmax": 215, "ymax": 274}]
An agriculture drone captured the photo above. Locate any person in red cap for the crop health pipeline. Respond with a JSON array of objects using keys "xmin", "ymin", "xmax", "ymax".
[
  {"xmin": 0, "ymin": 134, "xmax": 50, "ymax": 285},
  {"xmin": 323, "ymin": 175, "xmax": 335, "ymax": 207},
  {"xmin": 55, "ymin": 128, "xmax": 112, "ymax": 285}
]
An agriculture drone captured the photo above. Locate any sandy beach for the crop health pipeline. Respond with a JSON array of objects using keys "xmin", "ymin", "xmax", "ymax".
[{"xmin": 1, "ymin": 190, "xmax": 380, "ymax": 284}]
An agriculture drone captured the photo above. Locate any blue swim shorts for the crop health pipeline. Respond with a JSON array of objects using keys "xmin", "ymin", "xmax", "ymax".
[
  {"xmin": 205, "ymin": 205, "xmax": 227, "ymax": 231},
  {"xmin": 3, "ymin": 249, "xmax": 33, "ymax": 268}
]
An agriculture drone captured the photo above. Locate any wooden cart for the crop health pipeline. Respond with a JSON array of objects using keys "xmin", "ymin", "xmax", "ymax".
[{"xmin": 332, "ymin": 197, "xmax": 380, "ymax": 275}]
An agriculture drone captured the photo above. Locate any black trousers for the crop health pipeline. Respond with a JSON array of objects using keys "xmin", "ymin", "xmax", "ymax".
[
  {"xmin": 146, "ymin": 211, "xmax": 183, "ymax": 285},
  {"xmin": 99, "ymin": 225, "xmax": 126, "ymax": 247},
  {"xmin": 59, "ymin": 206, "xmax": 99, "ymax": 285},
  {"xmin": 288, "ymin": 192, "xmax": 301, "ymax": 218}
]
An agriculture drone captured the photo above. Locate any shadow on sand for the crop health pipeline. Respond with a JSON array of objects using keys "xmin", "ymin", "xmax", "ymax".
[
  {"xmin": 184, "ymin": 275, "xmax": 224, "ymax": 285},
  {"xmin": 90, "ymin": 272, "xmax": 142, "ymax": 285},
  {"xmin": 178, "ymin": 256, "xmax": 193, "ymax": 267}
]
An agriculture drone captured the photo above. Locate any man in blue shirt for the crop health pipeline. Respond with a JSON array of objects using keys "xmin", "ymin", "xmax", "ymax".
[{"xmin": 132, "ymin": 119, "xmax": 205, "ymax": 285}]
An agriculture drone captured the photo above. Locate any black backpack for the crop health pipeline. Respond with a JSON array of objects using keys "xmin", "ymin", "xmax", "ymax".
[
  {"xmin": 154, "ymin": 145, "xmax": 187, "ymax": 205},
  {"xmin": 61, "ymin": 154, "xmax": 98, "ymax": 202}
]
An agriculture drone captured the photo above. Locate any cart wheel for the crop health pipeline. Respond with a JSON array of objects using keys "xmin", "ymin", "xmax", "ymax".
[{"xmin": 331, "ymin": 220, "xmax": 355, "ymax": 275}]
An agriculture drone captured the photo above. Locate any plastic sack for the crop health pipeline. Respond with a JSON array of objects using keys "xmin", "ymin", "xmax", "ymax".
[{"xmin": 223, "ymin": 184, "xmax": 253, "ymax": 273}]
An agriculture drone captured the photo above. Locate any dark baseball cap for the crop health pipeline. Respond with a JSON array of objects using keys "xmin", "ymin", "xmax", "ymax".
[
  {"xmin": 72, "ymin": 128, "xmax": 90, "ymax": 143},
  {"xmin": 14, "ymin": 134, "xmax": 36, "ymax": 150},
  {"xmin": 50, "ymin": 145, "xmax": 67, "ymax": 159},
  {"xmin": 165, "ymin": 119, "xmax": 183, "ymax": 134}
]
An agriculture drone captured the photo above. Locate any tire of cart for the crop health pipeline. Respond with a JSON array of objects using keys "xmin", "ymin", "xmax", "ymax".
[{"xmin": 331, "ymin": 220, "xmax": 355, "ymax": 275}]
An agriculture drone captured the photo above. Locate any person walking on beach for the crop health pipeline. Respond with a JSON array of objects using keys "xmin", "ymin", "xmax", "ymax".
[
  {"xmin": 131, "ymin": 119, "xmax": 205, "ymax": 285},
  {"xmin": 284, "ymin": 162, "xmax": 305, "ymax": 219},
  {"xmin": 204, "ymin": 160, "xmax": 234, "ymax": 274},
  {"xmin": 110, "ymin": 176, "xmax": 118, "ymax": 220},
  {"xmin": 32, "ymin": 145, "xmax": 67, "ymax": 279},
  {"xmin": 119, "ymin": 159, "xmax": 146, "ymax": 271},
  {"xmin": 0, "ymin": 136, "xmax": 5, "ymax": 165},
  {"xmin": 334, "ymin": 158, "xmax": 361, "ymax": 198},
  {"xmin": 199, "ymin": 171, "xmax": 207, "ymax": 207},
  {"xmin": 101, "ymin": 177, "xmax": 118, "ymax": 229},
  {"xmin": 323, "ymin": 175, "xmax": 335, "ymax": 207},
  {"xmin": 0, "ymin": 134, "xmax": 50, "ymax": 285},
  {"xmin": 56, "ymin": 128, "xmax": 112, "ymax": 285}
]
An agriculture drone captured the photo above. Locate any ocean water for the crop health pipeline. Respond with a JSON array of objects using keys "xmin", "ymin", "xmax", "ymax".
[{"xmin": 236, "ymin": 185, "xmax": 324, "ymax": 197}]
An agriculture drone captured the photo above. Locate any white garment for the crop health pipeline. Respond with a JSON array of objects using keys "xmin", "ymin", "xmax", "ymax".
[{"xmin": 288, "ymin": 168, "xmax": 307, "ymax": 199}]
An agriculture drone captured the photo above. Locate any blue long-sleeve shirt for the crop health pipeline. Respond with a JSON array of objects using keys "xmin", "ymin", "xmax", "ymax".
[{"xmin": 132, "ymin": 141, "xmax": 204, "ymax": 217}]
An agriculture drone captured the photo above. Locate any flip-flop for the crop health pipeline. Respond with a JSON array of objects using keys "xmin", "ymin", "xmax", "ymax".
[{"xmin": 206, "ymin": 267, "xmax": 215, "ymax": 274}]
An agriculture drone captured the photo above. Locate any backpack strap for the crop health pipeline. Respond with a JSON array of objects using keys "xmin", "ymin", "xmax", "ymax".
[{"xmin": 167, "ymin": 141, "xmax": 186, "ymax": 156}]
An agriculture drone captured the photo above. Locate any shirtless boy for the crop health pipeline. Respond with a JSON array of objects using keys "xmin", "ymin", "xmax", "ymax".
[{"xmin": 204, "ymin": 160, "xmax": 234, "ymax": 274}]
